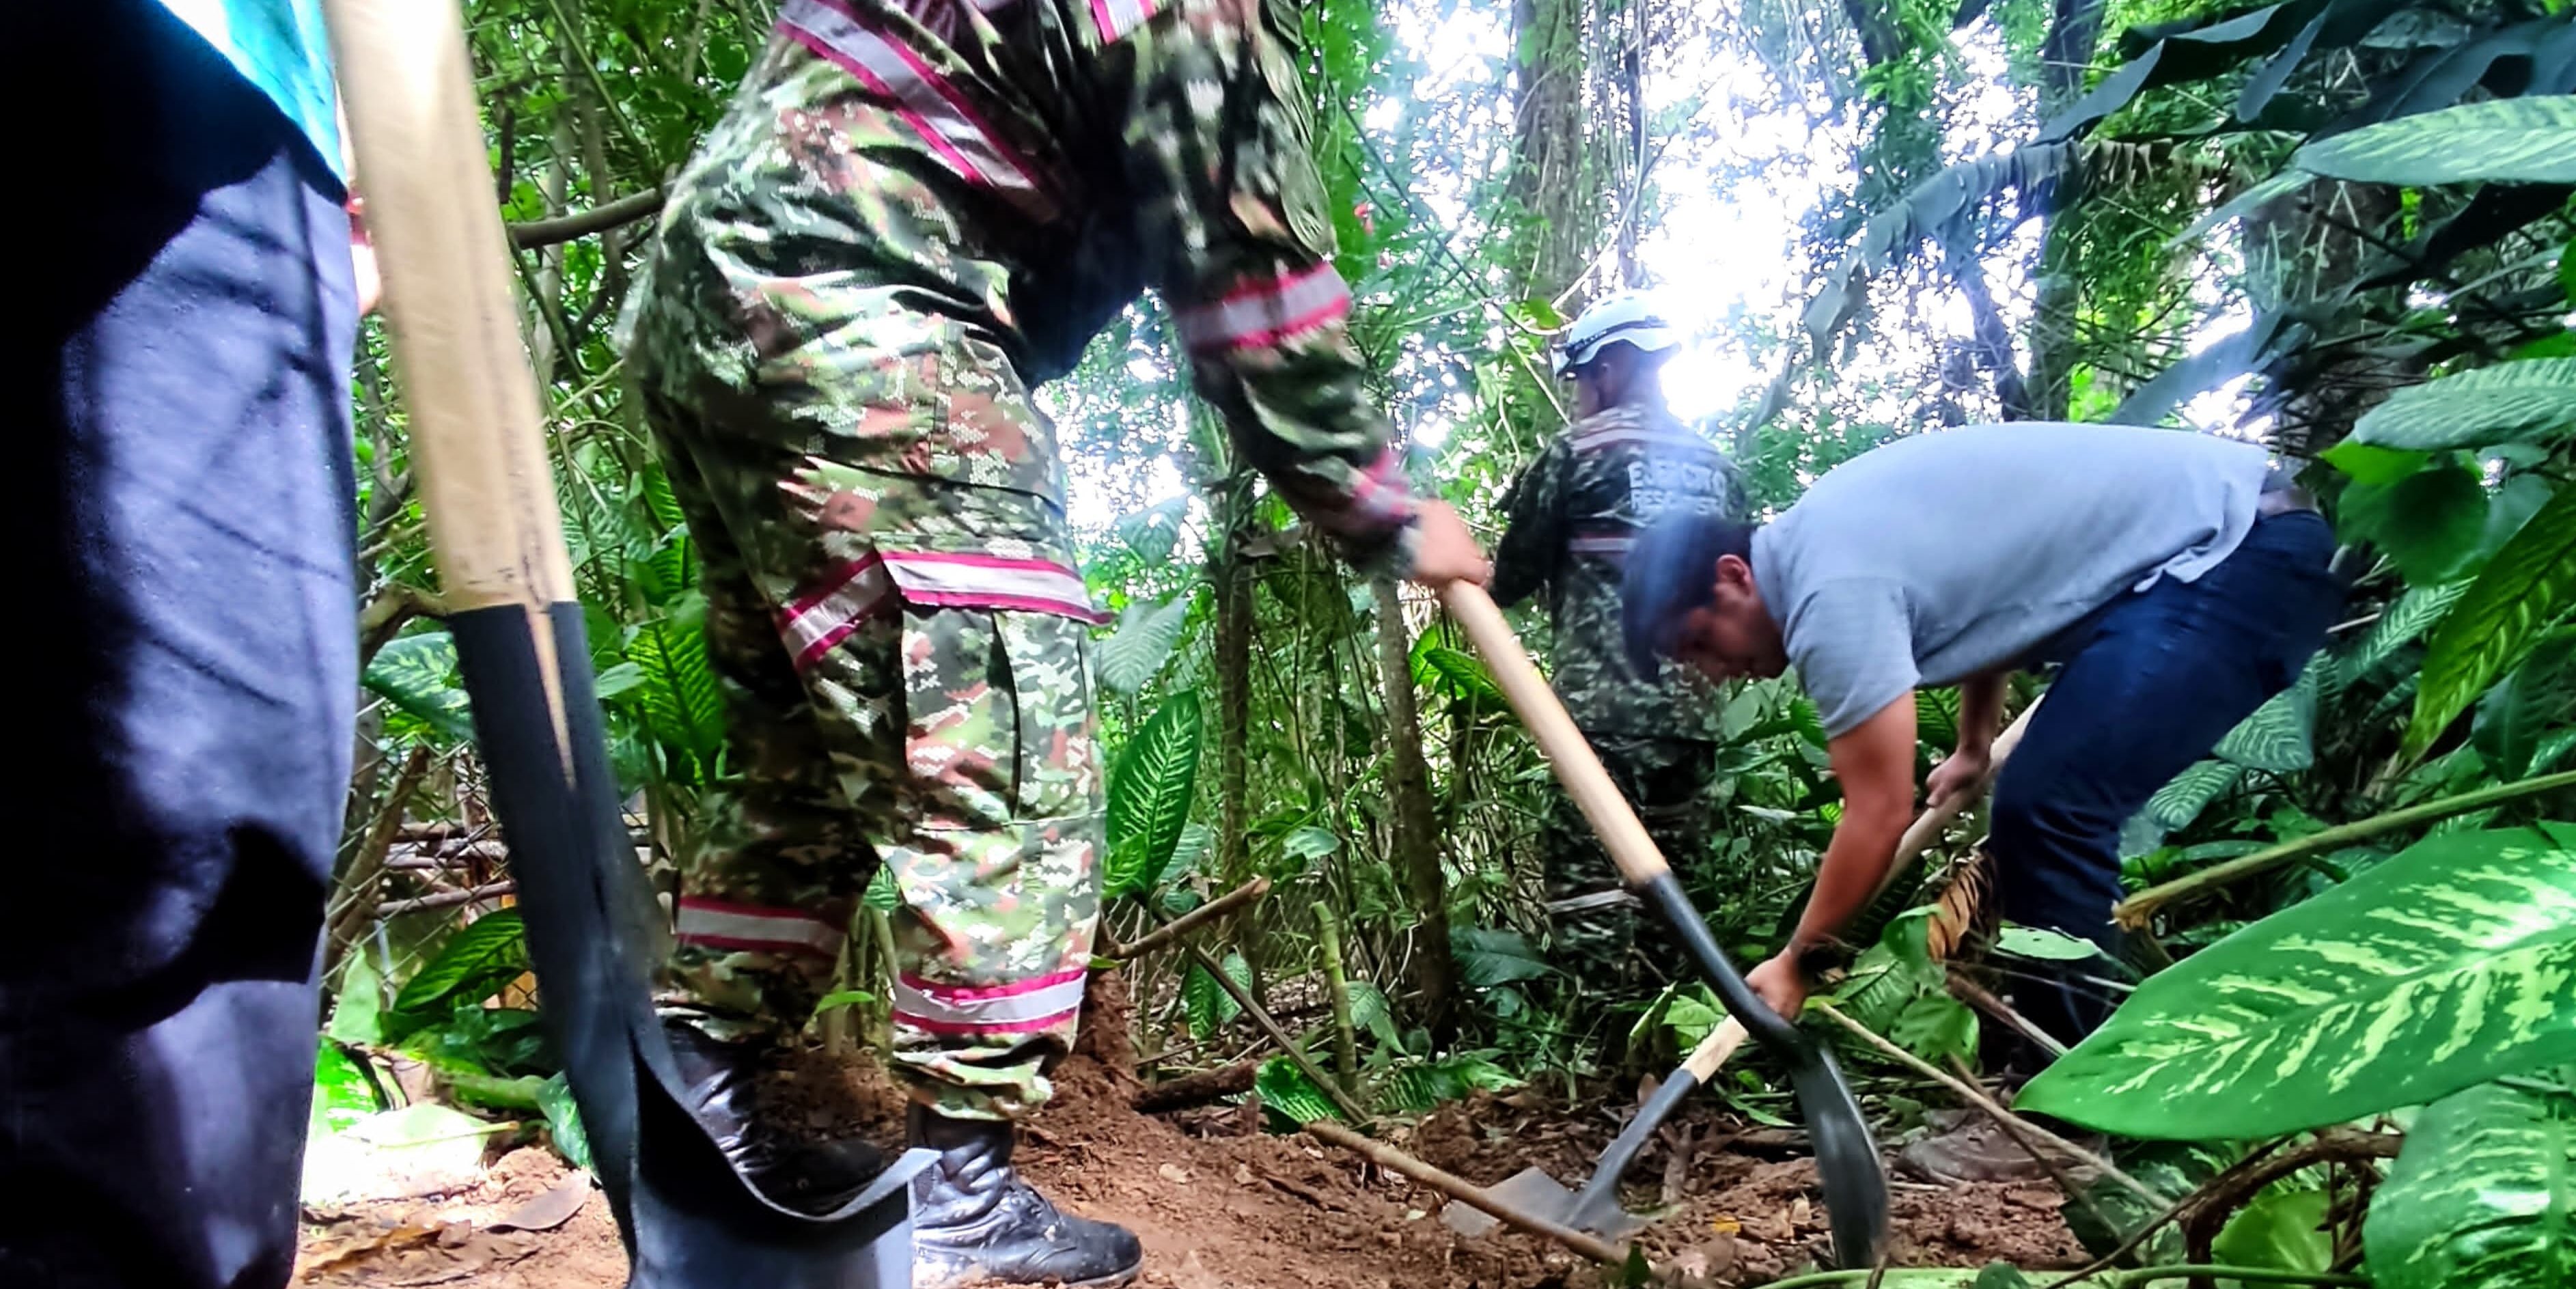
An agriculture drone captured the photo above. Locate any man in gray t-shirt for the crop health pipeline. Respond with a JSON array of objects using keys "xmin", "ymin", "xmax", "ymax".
[{"xmin": 1622, "ymin": 423, "xmax": 2344, "ymax": 1048}]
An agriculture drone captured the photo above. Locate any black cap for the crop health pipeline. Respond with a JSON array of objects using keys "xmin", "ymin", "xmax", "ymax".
[{"xmin": 1620, "ymin": 511, "xmax": 1756, "ymax": 675}]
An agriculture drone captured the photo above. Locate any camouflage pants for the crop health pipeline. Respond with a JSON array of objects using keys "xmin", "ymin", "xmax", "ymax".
[
  {"xmin": 637, "ymin": 379, "xmax": 1105, "ymax": 1122},
  {"xmin": 1540, "ymin": 735, "xmax": 1719, "ymax": 989}
]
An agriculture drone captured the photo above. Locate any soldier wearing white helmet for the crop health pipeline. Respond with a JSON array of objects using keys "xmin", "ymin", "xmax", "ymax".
[{"xmin": 1493, "ymin": 292, "xmax": 1745, "ymax": 1009}]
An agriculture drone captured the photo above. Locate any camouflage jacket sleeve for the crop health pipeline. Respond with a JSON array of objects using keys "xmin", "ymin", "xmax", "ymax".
[
  {"xmin": 1103, "ymin": 1, "xmax": 1414, "ymax": 574},
  {"xmin": 1491, "ymin": 436, "xmax": 1571, "ymax": 609}
]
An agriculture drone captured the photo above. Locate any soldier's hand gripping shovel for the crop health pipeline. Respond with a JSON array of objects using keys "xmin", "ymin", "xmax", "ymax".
[
  {"xmin": 324, "ymin": 0, "xmax": 932, "ymax": 1281},
  {"xmin": 1440, "ymin": 583, "xmax": 1889, "ymax": 1268}
]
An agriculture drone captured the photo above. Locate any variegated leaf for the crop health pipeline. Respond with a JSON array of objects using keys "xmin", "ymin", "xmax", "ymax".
[
  {"xmin": 2409, "ymin": 486, "xmax": 2576, "ymax": 757},
  {"xmin": 2146, "ymin": 760, "xmax": 2245, "ymax": 832},
  {"xmin": 2211, "ymin": 659, "xmax": 2320, "ymax": 773},
  {"xmin": 2339, "ymin": 581, "xmax": 2468, "ymax": 684},
  {"xmin": 2293, "ymin": 97, "xmax": 2576, "ymax": 186},
  {"xmin": 2365, "ymin": 1081, "xmax": 2575, "ymax": 1289},
  {"xmin": 2017, "ymin": 823, "xmax": 2576, "ymax": 1139},
  {"xmin": 1098, "ymin": 594, "xmax": 1193, "ymax": 695}
]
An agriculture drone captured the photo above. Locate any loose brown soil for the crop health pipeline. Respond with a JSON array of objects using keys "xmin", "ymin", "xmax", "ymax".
[{"xmin": 296, "ymin": 986, "xmax": 2081, "ymax": 1288}]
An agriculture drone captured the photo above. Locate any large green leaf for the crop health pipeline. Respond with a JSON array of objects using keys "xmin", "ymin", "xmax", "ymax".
[
  {"xmin": 1098, "ymin": 594, "xmax": 1193, "ymax": 695},
  {"xmin": 1253, "ymin": 1054, "xmax": 1342, "ymax": 1127},
  {"xmin": 2066, "ymin": 1140, "xmax": 2245, "ymax": 1265},
  {"xmin": 2213, "ymin": 1187, "xmax": 2331, "ymax": 1283},
  {"xmin": 2351, "ymin": 359, "xmax": 2576, "ymax": 453},
  {"xmin": 626, "ymin": 607, "xmax": 726, "ymax": 760},
  {"xmin": 2146, "ymin": 760, "xmax": 2246, "ymax": 831},
  {"xmin": 389, "ymin": 910, "xmax": 529, "ymax": 1021},
  {"xmin": 311, "ymin": 1038, "xmax": 383, "ymax": 1137},
  {"xmin": 1182, "ymin": 952, "xmax": 1249, "ymax": 1040},
  {"xmin": 2365, "ymin": 1081, "xmax": 2576, "ymax": 1289},
  {"xmin": 2344, "ymin": 465, "xmax": 2491, "ymax": 587},
  {"xmin": 1889, "ymin": 993, "xmax": 1980, "ymax": 1064},
  {"xmin": 1104, "ymin": 691, "xmax": 1202, "ymax": 893},
  {"xmin": 2341, "ymin": 581, "xmax": 2469, "ymax": 683},
  {"xmin": 1450, "ymin": 926, "xmax": 1551, "ymax": 988},
  {"xmin": 1419, "ymin": 646, "xmax": 1510, "ymax": 713},
  {"xmin": 538, "ymin": 1072, "xmax": 594, "ymax": 1172},
  {"xmin": 363, "ymin": 631, "xmax": 475, "ymax": 743},
  {"xmin": 2211, "ymin": 660, "xmax": 2320, "ymax": 773},
  {"xmin": 2409, "ymin": 486, "xmax": 2576, "ymax": 756},
  {"xmin": 2017, "ymin": 823, "xmax": 2576, "ymax": 1139},
  {"xmin": 2293, "ymin": 97, "xmax": 2576, "ymax": 186},
  {"xmin": 2476, "ymin": 630, "xmax": 2576, "ymax": 780}
]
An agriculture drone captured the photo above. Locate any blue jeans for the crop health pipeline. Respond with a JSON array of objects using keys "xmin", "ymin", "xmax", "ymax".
[
  {"xmin": 1989, "ymin": 510, "xmax": 2342, "ymax": 1044},
  {"xmin": 0, "ymin": 3, "xmax": 357, "ymax": 1286}
]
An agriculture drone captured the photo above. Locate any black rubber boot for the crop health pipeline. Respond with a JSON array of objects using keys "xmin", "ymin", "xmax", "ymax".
[
  {"xmin": 661, "ymin": 1018, "xmax": 887, "ymax": 1215},
  {"xmin": 909, "ymin": 1105, "xmax": 1144, "ymax": 1289}
]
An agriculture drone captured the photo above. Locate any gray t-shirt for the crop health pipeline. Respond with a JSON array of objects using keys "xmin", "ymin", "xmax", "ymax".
[{"xmin": 1753, "ymin": 423, "xmax": 2272, "ymax": 737}]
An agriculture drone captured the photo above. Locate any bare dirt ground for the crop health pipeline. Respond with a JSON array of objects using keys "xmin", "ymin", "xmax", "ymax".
[{"xmin": 296, "ymin": 986, "xmax": 2082, "ymax": 1289}]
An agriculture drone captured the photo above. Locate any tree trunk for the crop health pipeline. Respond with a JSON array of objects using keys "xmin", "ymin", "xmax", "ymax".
[
  {"xmin": 1508, "ymin": 0, "xmax": 1593, "ymax": 297},
  {"xmin": 1372, "ymin": 577, "xmax": 1455, "ymax": 1037},
  {"xmin": 1214, "ymin": 475, "xmax": 1256, "ymax": 889}
]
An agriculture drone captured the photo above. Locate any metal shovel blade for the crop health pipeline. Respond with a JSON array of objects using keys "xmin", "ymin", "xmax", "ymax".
[{"xmin": 1441, "ymin": 1167, "xmax": 1592, "ymax": 1238}]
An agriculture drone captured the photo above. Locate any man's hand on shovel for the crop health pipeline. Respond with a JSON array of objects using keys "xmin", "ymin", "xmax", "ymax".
[
  {"xmin": 1407, "ymin": 500, "xmax": 1491, "ymax": 588},
  {"xmin": 1432, "ymin": 577, "xmax": 1890, "ymax": 1269}
]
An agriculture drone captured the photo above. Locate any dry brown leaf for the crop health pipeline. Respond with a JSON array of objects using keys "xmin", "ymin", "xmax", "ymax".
[
  {"xmin": 301, "ymin": 1222, "xmax": 441, "ymax": 1275},
  {"xmin": 486, "ymin": 1173, "xmax": 589, "ymax": 1232}
]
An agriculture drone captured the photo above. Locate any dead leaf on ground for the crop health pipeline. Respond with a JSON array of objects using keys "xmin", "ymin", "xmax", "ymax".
[
  {"xmin": 301, "ymin": 1222, "xmax": 444, "ymax": 1275},
  {"xmin": 486, "ymin": 1172, "xmax": 590, "ymax": 1232},
  {"xmin": 1157, "ymin": 1163, "xmax": 1192, "ymax": 1184}
]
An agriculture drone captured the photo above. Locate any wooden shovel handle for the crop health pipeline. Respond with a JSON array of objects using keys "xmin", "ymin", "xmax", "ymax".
[
  {"xmin": 324, "ymin": 0, "xmax": 573, "ymax": 615},
  {"xmin": 1682, "ymin": 1017, "xmax": 1749, "ymax": 1083},
  {"xmin": 1441, "ymin": 583, "xmax": 1675, "ymax": 885}
]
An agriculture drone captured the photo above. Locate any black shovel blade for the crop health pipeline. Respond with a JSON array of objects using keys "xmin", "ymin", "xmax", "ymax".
[{"xmin": 1637, "ymin": 875, "xmax": 1888, "ymax": 1268}]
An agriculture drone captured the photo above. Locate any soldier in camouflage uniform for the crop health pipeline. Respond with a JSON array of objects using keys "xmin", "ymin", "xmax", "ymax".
[
  {"xmin": 1491, "ymin": 294, "xmax": 1743, "ymax": 991},
  {"xmin": 621, "ymin": 0, "xmax": 1487, "ymax": 1282}
]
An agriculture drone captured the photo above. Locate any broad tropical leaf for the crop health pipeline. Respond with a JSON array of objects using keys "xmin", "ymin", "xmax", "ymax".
[
  {"xmin": 1889, "ymin": 993, "xmax": 1979, "ymax": 1064},
  {"xmin": 1105, "ymin": 691, "xmax": 1202, "ymax": 893},
  {"xmin": 2212, "ymin": 1187, "xmax": 2331, "ymax": 1280},
  {"xmin": 2474, "ymin": 629, "xmax": 2576, "ymax": 780},
  {"xmin": 2365, "ymin": 1081, "xmax": 2575, "ymax": 1289},
  {"xmin": 1346, "ymin": 980, "xmax": 1398, "ymax": 1045},
  {"xmin": 311, "ymin": 1038, "xmax": 382, "ymax": 1136},
  {"xmin": 2066, "ymin": 1141, "xmax": 2245, "ymax": 1264},
  {"xmin": 1451, "ymin": 926, "xmax": 1551, "ymax": 987},
  {"xmin": 1995, "ymin": 925, "xmax": 2103, "ymax": 962},
  {"xmin": 1420, "ymin": 646, "xmax": 1509, "ymax": 713},
  {"xmin": 1279, "ymin": 826, "xmax": 1341, "ymax": 865},
  {"xmin": 1182, "ymin": 952, "xmax": 1249, "ymax": 1040},
  {"xmin": 2409, "ymin": 486, "xmax": 2576, "ymax": 756},
  {"xmin": 2349, "ymin": 464, "xmax": 2491, "ymax": 586},
  {"xmin": 2017, "ymin": 824, "xmax": 2576, "ymax": 1139},
  {"xmin": 2340, "ymin": 581, "xmax": 2469, "ymax": 683},
  {"xmin": 1115, "ymin": 497, "xmax": 1187, "ymax": 566},
  {"xmin": 2351, "ymin": 359, "xmax": 2576, "ymax": 452},
  {"xmin": 864, "ymin": 865, "xmax": 900, "ymax": 912},
  {"xmin": 1822, "ymin": 908, "xmax": 1941, "ymax": 1033},
  {"xmin": 538, "ymin": 1072, "xmax": 593, "ymax": 1171},
  {"xmin": 363, "ymin": 631, "xmax": 475, "ymax": 743},
  {"xmin": 2293, "ymin": 97, "xmax": 2576, "ymax": 185},
  {"xmin": 626, "ymin": 609, "xmax": 726, "ymax": 760},
  {"xmin": 1098, "ymin": 594, "xmax": 1193, "ymax": 695},
  {"xmin": 390, "ymin": 910, "xmax": 529, "ymax": 1019},
  {"xmin": 1254, "ymin": 1054, "xmax": 1342, "ymax": 1126},
  {"xmin": 2211, "ymin": 661, "xmax": 2320, "ymax": 773},
  {"xmin": 1805, "ymin": 144, "xmax": 2083, "ymax": 353},
  {"xmin": 2145, "ymin": 760, "xmax": 2244, "ymax": 832}
]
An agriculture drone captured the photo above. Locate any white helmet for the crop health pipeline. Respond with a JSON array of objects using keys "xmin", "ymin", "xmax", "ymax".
[{"xmin": 1553, "ymin": 291, "xmax": 1682, "ymax": 378}]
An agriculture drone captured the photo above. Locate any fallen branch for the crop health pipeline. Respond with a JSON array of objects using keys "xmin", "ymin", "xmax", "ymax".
[
  {"xmin": 1132, "ymin": 1058, "xmax": 1260, "ymax": 1113},
  {"xmin": 1110, "ymin": 876, "xmax": 1270, "ymax": 960},
  {"xmin": 1811, "ymin": 1001, "xmax": 2165, "ymax": 1207},
  {"xmin": 1946, "ymin": 969, "xmax": 2066, "ymax": 1058},
  {"xmin": 2179, "ymin": 1129, "xmax": 2399, "ymax": 1273},
  {"xmin": 326, "ymin": 745, "xmax": 434, "ymax": 975},
  {"xmin": 380, "ymin": 881, "xmax": 516, "ymax": 917},
  {"xmin": 2038, "ymin": 1138, "xmax": 2292, "ymax": 1289},
  {"xmin": 1146, "ymin": 904, "xmax": 1366, "ymax": 1124},
  {"xmin": 2115, "ymin": 769, "xmax": 2576, "ymax": 927},
  {"xmin": 1302, "ymin": 1119, "xmax": 1635, "ymax": 1268},
  {"xmin": 508, "ymin": 186, "xmax": 667, "ymax": 249}
]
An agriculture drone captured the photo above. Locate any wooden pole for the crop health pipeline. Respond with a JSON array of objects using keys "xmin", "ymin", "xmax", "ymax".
[{"xmin": 1303, "ymin": 1120, "xmax": 1636, "ymax": 1267}]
